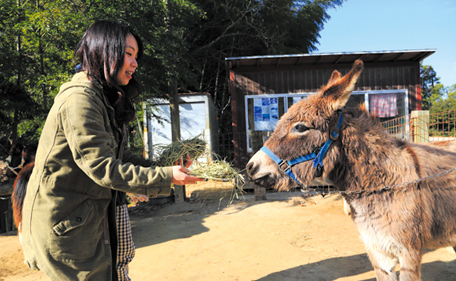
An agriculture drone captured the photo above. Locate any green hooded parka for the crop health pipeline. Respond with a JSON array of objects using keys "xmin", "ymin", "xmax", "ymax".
[{"xmin": 21, "ymin": 72, "xmax": 173, "ymax": 280}]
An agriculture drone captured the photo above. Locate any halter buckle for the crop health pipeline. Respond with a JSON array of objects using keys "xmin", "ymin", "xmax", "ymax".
[{"xmin": 279, "ymin": 160, "xmax": 291, "ymax": 172}]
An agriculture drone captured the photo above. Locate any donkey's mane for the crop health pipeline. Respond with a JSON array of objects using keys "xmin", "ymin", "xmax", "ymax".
[{"xmin": 329, "ymin": 104, "xmax": 420, "ymax": 193}]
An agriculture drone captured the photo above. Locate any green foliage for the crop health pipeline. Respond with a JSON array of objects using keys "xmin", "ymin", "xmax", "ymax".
[
  {"xmin": 17, "ymin": 117, "xmax": 46, "ymax": 142},
  {"xmin": 419, "ymin": 64, "xmax": 456, "ymax": 138},
  {"xmin": 0, "ymin": 74, "xmax": 40, "ymax": 141},
  {"xmin": 420, "ymin": 63, "xmax": 456, "ymax": 113},
  {"xmin": 420, "ymin": 63, "xmax": 441, "ymax": 110},
  {"xmin": 182, "ymin": 0, "xmax": 345, "ymax": 158},
  {"xmin": 0, "ymin": 0, "xmax": 87, "ymax": 142},
  {"xmin": 429, "ymin": 84, "xmax": 456, "ymax": 113}
]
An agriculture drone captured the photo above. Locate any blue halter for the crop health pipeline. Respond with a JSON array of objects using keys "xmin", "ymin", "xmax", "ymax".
[{"xmin": 260, "ymin": 113, "xmax": 343, "ymax": 186}]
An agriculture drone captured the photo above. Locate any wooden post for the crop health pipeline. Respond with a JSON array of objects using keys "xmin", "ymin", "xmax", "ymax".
[
  {"xmin": 254, "ymin": 185, "xmax": 267, "ymax": 201},
  {"xmin": 173, "ymin": 185, "xmax": 186, "ymax": 203},
  {"xmin": 411, "ymin": 110, "xmax": 429, "ymax": 143}
]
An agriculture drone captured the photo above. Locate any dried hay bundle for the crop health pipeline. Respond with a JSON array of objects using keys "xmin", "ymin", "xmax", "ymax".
[
  {"xmin": 152, "ymin": 137, "xmax": 245, "ymax": 203},
  {"xmin": 154, "ymin": 136, "xmax": 207, "ymax": 166},
  {"xmin": 189, "ymin": 159, "xmax": 246, "ymax": 205},
  {"xmin": 189, "ymin": 158, "xmax": 245, "ymax": 190}
]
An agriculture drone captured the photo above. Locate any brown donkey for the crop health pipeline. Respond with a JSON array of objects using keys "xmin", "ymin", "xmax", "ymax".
[
  {"xmin": 246, "ymin": 60, "xmax": 456, "ymax": 281},
  {"xmin": 11, "ymin": 162, "xmax": 34, "ymax": 241}
]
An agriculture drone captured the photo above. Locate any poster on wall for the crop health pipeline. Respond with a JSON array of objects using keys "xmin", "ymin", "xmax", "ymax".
[{"xmin": 254, "ymin": 97, "xmax": 278, "ymax": 131}]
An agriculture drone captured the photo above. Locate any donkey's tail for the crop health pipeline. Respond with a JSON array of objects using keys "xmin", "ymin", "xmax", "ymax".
[{"xmin": 12, "ymin": 162, "xmax": 34, "ymax": 233}]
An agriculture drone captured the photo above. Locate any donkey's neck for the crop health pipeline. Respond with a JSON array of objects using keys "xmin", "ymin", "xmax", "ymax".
[{"xmin": 329, "ymin": 110, "xmax": 420, "ymax": 193}]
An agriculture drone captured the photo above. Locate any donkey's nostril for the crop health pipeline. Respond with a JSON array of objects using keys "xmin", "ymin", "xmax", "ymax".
[
  {"xmin": 246, "ymin": 162, "xmax": 256, "ymax": 178},
  {"xmin": 253, "ymin": 173, "xmax": 274, "ymax": 188}
]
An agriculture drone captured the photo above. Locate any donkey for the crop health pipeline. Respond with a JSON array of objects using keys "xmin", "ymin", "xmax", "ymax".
[
  {"xmin": 10, "ymin": 143, "xmax": 36, "ymax": 238},
  {"xmin": 11, "ymin": 161, "xmax": 34, "ymax": 242},
  {"xmin": 246, "ymin": 60, "xmax": 456, "ymax": 281}
]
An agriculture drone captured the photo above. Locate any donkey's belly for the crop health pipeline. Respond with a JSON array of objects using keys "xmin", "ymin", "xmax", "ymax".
[
  {"xmin": 351, "ymin": 198, "xmax": 456, "ymax": 253},
  {"xmin": 425, "ymin": 234, "xmax": 456, "ymax": 249}
]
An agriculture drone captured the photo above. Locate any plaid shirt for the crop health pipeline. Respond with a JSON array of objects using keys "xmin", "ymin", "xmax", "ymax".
[{"xmin": 116, "ymin": 204, "xmax": 135, "ymax": 281}]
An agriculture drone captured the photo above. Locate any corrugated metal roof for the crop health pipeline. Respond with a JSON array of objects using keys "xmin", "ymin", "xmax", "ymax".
[{"xmin": 225, "ymin": 49, "xmax": 435, "ymax": 69}]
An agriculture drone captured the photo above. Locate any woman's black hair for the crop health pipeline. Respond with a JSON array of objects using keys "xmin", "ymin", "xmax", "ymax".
[{"xmin": 74, "ymin": 20, "xmax": 143, "ymax": 124}]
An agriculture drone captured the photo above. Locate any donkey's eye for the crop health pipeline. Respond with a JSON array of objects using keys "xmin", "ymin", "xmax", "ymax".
[{"xmin": 292, "ymin": 123, "xmax": 310, "ymax": 133}]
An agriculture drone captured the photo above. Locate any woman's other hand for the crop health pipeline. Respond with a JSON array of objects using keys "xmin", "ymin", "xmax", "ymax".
[{"xmin": 127, "ymin": 193, "xmax": 149, "ymax": 206}]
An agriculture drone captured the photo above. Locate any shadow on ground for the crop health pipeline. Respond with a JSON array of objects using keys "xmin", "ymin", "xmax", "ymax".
[
  {"xmin": 255, "ymin": 253, "xmax": 374, "ymax": 281},
  {"xmin": 254, "ymin": 252, "xmax": 456, "ymax": 281},
  {"xmin": 129, "ymin": 190, "xmax": 309, "ymax": 248}
]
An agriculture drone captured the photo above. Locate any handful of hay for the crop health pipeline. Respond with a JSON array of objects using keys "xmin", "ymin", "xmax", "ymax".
[
  {"xmin": 153, "ymin": 136, "xmax": 207, "ymax": 166},
  {"xmin": 189, "ymin": 159, "xmax": 245, "ymax": 190}
]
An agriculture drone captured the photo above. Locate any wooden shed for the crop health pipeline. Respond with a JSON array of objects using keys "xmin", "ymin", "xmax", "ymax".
[{"xmin": 226, "ymin": 50, "xmax": 435, "ymax": 168}]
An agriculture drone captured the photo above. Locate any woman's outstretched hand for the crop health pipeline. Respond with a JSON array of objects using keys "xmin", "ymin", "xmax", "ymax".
[
  {"xmin": 171, "ymin": 166, "xmax": 204, "ymax": 185},
  {"xmin": 171, "ymin": 155, "xmax": 204, "ymax": 185}
]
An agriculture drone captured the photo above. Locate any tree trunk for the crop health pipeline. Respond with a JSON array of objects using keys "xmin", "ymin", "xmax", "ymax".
[
  {"xmin": 13, "ymin": 0, "xmax": 22, "ymax": 142},
  {"xmin": 169, "ymin": 79, "xmax": 180, "ymax": 142},
  {"xmin": 39, "ymin": 34, "xmax": 48, "ymax": 110}
]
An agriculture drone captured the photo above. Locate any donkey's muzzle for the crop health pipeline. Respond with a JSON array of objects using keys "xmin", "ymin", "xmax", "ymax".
[{"xmin": 246, "ymin": 162, "xmax": 276, "ymax": 188}]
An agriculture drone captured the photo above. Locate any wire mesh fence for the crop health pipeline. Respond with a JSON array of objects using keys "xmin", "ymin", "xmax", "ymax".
[{"xmin": 382, "ymin": 109, "xmax": 456, "ymax": 143}]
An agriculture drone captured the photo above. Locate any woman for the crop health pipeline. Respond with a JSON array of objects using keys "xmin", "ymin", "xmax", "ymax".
[{"xmin": 21, "ymin": 20, "xmax": 203, "ymax": 280}]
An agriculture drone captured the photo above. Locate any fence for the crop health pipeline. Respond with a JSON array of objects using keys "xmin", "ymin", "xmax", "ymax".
[{"xmin": 382, "ymin": 109, "xmax": 456, "ymax": 143}]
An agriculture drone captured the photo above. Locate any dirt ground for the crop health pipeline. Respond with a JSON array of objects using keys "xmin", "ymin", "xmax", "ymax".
[{"xmin": 1, "ymin": 182, "xmax": 456, "ymax": 281}]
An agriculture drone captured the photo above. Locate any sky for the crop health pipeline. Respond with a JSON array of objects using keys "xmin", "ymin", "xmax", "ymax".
[{"xmin": 316, "ymin": 0, "xmax": 456, "ymax": 87}]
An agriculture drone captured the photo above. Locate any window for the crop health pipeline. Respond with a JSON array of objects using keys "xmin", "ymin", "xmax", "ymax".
[
  {"xmin": 367, "ymin": 91, "xmax": 407, "ymax": 122},
  {"xmin": 245, "ymin": 93, "xmax": 314, "ymax": 152},
  {"xmin": 245, "ymin": 90, "xmax": 408, "ymax": 153},
  {"xmin": 245, "ymin": 95, "xmax": 286, "ymax": 153}
]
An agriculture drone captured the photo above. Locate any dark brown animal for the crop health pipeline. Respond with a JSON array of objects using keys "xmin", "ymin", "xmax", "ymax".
[
  {"xmin": 246, "ymin": 60, "xmax": 456, "ymax": 281},
  {"xmin": 12, "ymin": 162, "xmax": 34, "ymax": 236},
  {"xmin": 11, "ymin": 143, "xmax": 36, "ymax": 236}
]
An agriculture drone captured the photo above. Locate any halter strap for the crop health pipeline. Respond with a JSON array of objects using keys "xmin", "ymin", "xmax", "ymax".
[{"xmin": 260, "ymin": 113, "xmax": 343, "ymax": 186}]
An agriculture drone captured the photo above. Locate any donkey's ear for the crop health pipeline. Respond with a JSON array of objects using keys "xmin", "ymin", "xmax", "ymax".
[
  {"xmin": 327, "ymin": 70, "xmax": 342, "ymax": 84},
  {"xmin": 321, "ymin": 60, "xmax": 364, "ymax": 111}
]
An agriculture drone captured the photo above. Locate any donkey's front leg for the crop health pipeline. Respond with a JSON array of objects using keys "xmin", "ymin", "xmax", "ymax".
[
  {"xmin": 366, "ymin": 249, "xmax": 398, "ymax": 281},
  {"xmin": 398, "ymin": 251, "xmax": 422, "ymax": 281}
]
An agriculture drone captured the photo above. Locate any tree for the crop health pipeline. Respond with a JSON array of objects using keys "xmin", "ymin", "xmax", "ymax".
[
  {"xmin": 420, "ymin": 63, "xmax": 441, "ymax": 110},
  {"xmin": 0, "ymin": 75, "xmax": 39, "ymax": 141},
  {"xmin": 429, "ymin": 84, "xmax": 456, "ymax": 113},
  {"xmin": 0, "ymin": 0, "xmax": 87, "ymax": 144},
  {"xmin": 427, "ymin": 84, "xmax": 456, "ymax": 137},
  {"xmin": 182, "ymin": 0, "xmax": 345, "ymax": 157},
  {"xmin": 0, "ymin": 0, "xmax": 344, "ymax": 160},
  {"xmin": 420, "ymin": 63, "xmax": 456, "ymax": 137}
]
